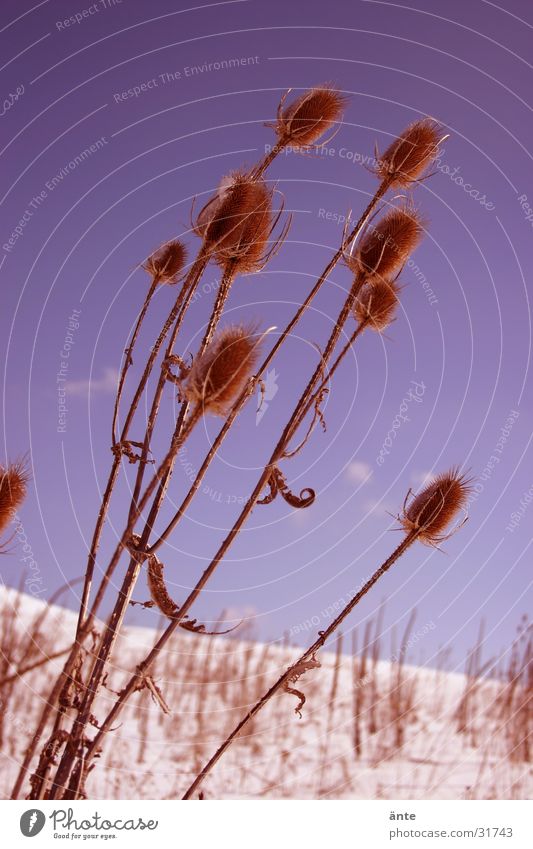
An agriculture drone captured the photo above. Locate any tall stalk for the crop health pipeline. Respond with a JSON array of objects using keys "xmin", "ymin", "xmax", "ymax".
[
  {"xmin": 182, "ymin": 531, "xmax": 420, "ymax": 798},
  {"xmin": 69, "ymin": 184, "xmax": 392, "ymax": 791}
]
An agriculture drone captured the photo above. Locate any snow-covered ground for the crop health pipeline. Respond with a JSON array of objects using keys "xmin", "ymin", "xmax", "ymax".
[{"xmin": 1, "ymin": 587, "xmax": 530, "ymax": 800}]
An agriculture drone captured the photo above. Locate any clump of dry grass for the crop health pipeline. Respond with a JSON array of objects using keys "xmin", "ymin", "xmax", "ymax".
[
  {"xmin": 400, "ymin": 469, "xmax": 472, "ymax": 546},
  {"xmin": 0, "ymin": 461, "xmax": 29, "ymax": 539},
  {"xmin": 183, "ymin": 324, "xmax": 262, "ymax": 417},
  {"xmin": 143, "ymin": 240, "xmax": 187, "ymax": 284},
  {"xmin": 270, "ymin": 84, "xmax": 347, "ymax": 148},
  {"xmin": 374, "ymin": 118, "xmax": 443, "ymax": 187}
]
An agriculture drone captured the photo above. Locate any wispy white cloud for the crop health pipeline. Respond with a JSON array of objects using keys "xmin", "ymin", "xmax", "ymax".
[
  {"xmin": 346, "ymin": 460, "xmax": 373, "ymax": 483},
  {"xmin": 68, "ymin": 367, "xmax": 119, "ymax": 396}
]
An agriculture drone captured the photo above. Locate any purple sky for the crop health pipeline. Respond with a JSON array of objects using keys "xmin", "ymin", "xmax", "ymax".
[{"xmin": 1, "ymin": 0, "xmax": 532, "ymax": 673}]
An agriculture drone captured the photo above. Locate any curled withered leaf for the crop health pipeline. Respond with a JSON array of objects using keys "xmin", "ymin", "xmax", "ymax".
[
  {"xmin": 284, "ymin": 385, "xmax": 328, "ymax": 460},
  {"xmin": 145, "ymin": 555, "xmax": 241, "ymax": 634},
  {"xmin": 147, "ymin": 555, "xmax": 178, "ymax": 618},
  {"xmin": 283, "ymin": 655, "xmax": 321, "ymax": 718},
  {"xmin": 257, "ymin": 472, "xmax": 279, "ymax": 505},
  {"xmin": 258, "ymin": 467, "xmax": 315, "ymax": 509}
]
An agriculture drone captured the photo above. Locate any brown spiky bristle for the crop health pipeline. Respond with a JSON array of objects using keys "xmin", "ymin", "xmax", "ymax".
[
  {"xmin": 184, "ymin": 325, "xmax": 261, "ymax": 416},
  {"xmin": 354, "ymin": 279, "xmax": 400, "ymax": 331},
  {"xmin": 351, "ymin": 206, "xmax": 424, "ymax": 281},
  {"xmin": 0, "ymin": 460, "xmax": 29, "ymax": 535},
  {"xmin": 376, "ymin": 119, "xmax": 441, "ymax": 187},
  {"xmin": 202, "ymin": 175, "xmax": 273, "ymax": 270},
  {"xmin": 143, "ymin": 240, "xmax": 187, "ymax": 284},
  {"xmin": 277, "ymin": 85, "xmax": 347, "ymax": 147},
  {"xmin": 401, "ymin": 469, "xmax": 471, "ymax": 544}
]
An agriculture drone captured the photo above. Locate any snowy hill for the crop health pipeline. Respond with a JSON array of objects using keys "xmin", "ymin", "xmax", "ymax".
[{"xmin": 0, "ymin": 587, "xmax": 530, "ymax": 800}]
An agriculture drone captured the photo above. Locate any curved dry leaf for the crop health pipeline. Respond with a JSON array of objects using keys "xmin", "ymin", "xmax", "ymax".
[{"xmin": 283, "ymin": 655, "xmax": 321, "ymax": 717}]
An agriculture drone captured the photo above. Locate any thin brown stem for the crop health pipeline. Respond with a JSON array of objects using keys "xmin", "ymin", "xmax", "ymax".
[
  {"xmin": 182, "ymin": 530, "xmax": 419, "ymax": 799},
  {"xmin": 50, "ymin": 263, "xmax": 238, "ymax": 799},
  {"xmin": 252, "ymin": 139, "xmax": 285, "ymax": 179},
  {"xmin": 111, "ymin": 274, "xmax": 159, "ymax": 448},
  {"xmin": 26, "ymin": 250, "xmax": 209, "ymax": 801},
  {"xmin": 80, "ymin": 183, "xmax": 392, "ymax": 769},
  {"xmin": 76, "ymin": 248, "xmax": 208, "ymax": 638},
  {"xmin": 0, "ymin": 646, "xmax": 72, "ymax": 688}
]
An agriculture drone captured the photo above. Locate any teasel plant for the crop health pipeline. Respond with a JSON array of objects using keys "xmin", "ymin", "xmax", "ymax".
[
  {"xmin": 0, "ymin": 460, "xmax": 29, "ymax": 551},
  {"xmin": 182, "ymin": 470, "xmax": 472, "ymax": 799},
  {"xmin": 19, "ymin": 90, "xmax": 451, "ymax": 800}
]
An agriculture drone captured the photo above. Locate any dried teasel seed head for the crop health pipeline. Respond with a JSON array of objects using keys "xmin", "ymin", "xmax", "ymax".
[
  {"xmin": 375, "ymin": 118, "xmax": 442, "ymax": 187},
  {"xmin": 354, "ymin": 278, "xmax": 400, "ymax": 331},
  {"xmin": 184, "ymin": 324, "xmax": 262, "ymax": 416},
  {"xmin": 195, "ymin": 173, "xmax": 274, "ymax": 271},
  {"xmin": 0, "ymin": 460, "xmax": 29, "ymax": 536},
  {"xmin": 348, "ymin": 206, "xmax": 425, "ymax": 282},
  {"xmin": 272, "ymin": 84, "xmax": 348, "ymax": 148},
  {"xmin": 143, "ymin": 240, "xmax": 187, "ymax": 284},
  {"xmin": 400, "ymin": 468, "xmax": 472, "ymax": 545}
]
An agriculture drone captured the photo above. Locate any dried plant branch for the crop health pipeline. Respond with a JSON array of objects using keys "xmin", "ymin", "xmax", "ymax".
[
  {"xmin": 70, "ymin": 185, "xmax": 395, "ymax": 784},
  {"xmin": 183, "ymin": 463, "xmax": 471, "ymax": 799},
  {"xmin": 182, "ymin": 529, "xmax": 421, "ymax": 798},
  {"xmin": 25, "ymin": 94, "xmax": 451, "ymax": 803}
]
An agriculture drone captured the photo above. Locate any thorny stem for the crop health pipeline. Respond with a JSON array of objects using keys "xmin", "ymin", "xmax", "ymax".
[
  {"xmin": 24, "ymin": 136, "xmax": 293, "ymax": 800},
  {"xmin": 284, "ymin": 318, "xmax": 369, "ymax": 454},
  {"xmin": 48, "ymin": 262, "xmax": 239, "ymax": 799},
  {"xmin": 76, "ymin": 247, "xmax": 209, "ymax": 638},
  {"xmin": 20, "ymin": 249, "xmax": 209, "ymax": 801},
  {"xmin": 182, "ymin": 530, "xmax": 419, "ymax": 799},
  {"xmin": 252, "ymin": 139, "xmax": 285, "ymax": 179},
  {"xmin": 120, "ymin": 185, "xmax": 390, "ymax": 556},
  {"xmin": 79, "ymin": 182, "xmax": 392, "ymax": 772},
  {"xmin": 111, "ymin": 274, "xmax": 159, "ymax": 449}
]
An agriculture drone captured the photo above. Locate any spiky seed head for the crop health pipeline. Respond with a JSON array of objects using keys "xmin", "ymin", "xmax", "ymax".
[
  {"xmin": 195, "ymin": 173, "xmax": 273, "ymax": 271},
  {"xmin": 348, "ymin": 206, "xmax": 425, "ymax": 281},
  {"xmin": 401, "ymin": 469, "xmax": 471, "ymax": 545},
  {"xmin": 274, "ymin": 85, "xmax": 348, "ymax": 147},
  {"xmin": 0, "ymin": 460, "xmax": 29, "ymax": 536},
  {"xmin": 143, "ymin": 240, "xmax": 187, "ymax": 284},
  {"xmin": 375, "ymin": 119, "xmax": 442, "ymax": 187},
  {"xmin": 184, "ymin": 324, "xmax": 261, "ymax": 416},
  {"xmin": 354, "ymin": 278, "xmax": 400, "ymax": 331}
]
